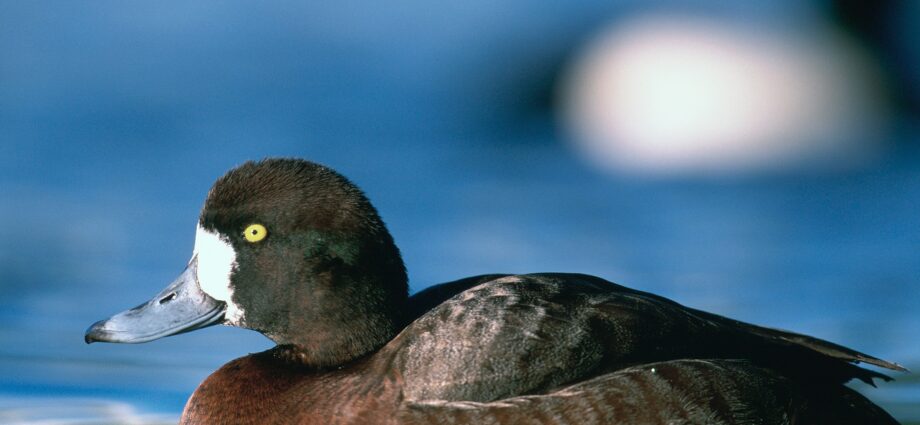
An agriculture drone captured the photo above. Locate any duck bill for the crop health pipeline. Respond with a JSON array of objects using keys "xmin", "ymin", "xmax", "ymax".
[{"xmin": 84, "ymin": 257, "xmax": 226, "ymax": 344}]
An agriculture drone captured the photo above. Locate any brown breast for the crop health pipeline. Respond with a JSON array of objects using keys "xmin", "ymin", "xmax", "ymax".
[{"xmin": 179, "ymin": 349, "xmax": 404, "ymax": 425}]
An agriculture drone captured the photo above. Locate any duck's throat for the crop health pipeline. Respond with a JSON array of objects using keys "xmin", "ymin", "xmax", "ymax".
[
  {"xmin": 265, "ymin": 314, "xmax": 401, "ymax": 368},
  {"xmin": 270, "ymin": 344, "xmax": 323, "ymax": 367},
  {"xmin": 268, "ymin": 336, "xmax": 387, "ymax": 369}
]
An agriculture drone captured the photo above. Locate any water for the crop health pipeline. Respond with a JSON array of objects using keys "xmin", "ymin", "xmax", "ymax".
[{"xmin": 1, "ymin": 1, "xmax": 918, "ymax": 423}]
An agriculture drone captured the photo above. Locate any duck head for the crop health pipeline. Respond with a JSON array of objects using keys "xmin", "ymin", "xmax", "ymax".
[{"xmin": 85, "ymin": 159, "xmax": 409, "ymax": 367}]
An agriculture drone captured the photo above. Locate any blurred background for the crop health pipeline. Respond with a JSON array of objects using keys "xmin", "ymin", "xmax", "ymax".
[{"xmin": 1, "ymin": 1, "xmax": 918, "ymax": 423}]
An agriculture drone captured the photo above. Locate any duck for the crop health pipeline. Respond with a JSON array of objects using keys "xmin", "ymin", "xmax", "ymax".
[{"xmin": 85, "ymin": 158, "xmax": 905, "ymax": 425}]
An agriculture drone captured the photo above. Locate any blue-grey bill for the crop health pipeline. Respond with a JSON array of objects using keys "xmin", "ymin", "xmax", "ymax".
[{"xmin": 84, "ymin": 257, "xmax": 226, "ymax": 344}]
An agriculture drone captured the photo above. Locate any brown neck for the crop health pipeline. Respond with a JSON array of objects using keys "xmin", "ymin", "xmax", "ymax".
[{"xmin": 263, "ymin": 293, "xmax": 405, "ymax": 368}]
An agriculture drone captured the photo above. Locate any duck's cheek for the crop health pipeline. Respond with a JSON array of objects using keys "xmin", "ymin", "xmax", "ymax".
[{"xmin": 193, "ymin": 224, "xmax": 247, "ymax": 326}]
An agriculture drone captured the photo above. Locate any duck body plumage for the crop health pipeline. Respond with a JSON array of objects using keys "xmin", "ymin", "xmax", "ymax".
[
  {"xmin": 182, "ymin": 273, "xmax": 901, "ymax": 425},
  {"xmin": 84, "ymin": 159, "xmax": 903, "ymax": 425}
]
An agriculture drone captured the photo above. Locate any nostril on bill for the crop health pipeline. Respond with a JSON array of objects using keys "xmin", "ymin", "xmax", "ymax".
[{"xmin": 159, "ymin": 292, "xmax": 178, "ymax": 304}]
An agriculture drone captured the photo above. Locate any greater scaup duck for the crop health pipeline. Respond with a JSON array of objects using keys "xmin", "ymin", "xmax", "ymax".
[{"xmin": 86, "ymin": 158, "xmax": 905, "ymax": 424}]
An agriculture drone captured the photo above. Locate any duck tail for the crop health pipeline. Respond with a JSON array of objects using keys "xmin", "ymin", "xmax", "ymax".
[
  {"xmin": 794, "ymin": 382, "xmax": 903, "ymax": 425},
  {"xmin": 691, "ymin": 307, "xmax": 908, "ymax": 385}
]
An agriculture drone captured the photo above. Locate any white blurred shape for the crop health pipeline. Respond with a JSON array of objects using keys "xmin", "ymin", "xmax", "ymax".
[
  {"xmin": 0, "ymin": 396, "xmax": 176, "ymax": 425},
  {"xmin": 561, "ymin": 15, "xmax": 889, "ymax": 174}
]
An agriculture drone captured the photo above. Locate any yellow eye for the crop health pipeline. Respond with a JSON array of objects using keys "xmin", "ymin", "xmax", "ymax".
[{"xmin": 243, "ymin": 224, "xmax": 267, "ymax": 243}]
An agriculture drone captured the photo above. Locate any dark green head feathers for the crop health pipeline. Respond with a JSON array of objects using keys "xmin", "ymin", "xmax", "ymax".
[{"xmin": 203, "ymin": 158, "xmax": 409, "ymax": 367}]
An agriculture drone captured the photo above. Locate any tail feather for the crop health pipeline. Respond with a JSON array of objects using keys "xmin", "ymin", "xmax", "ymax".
[{"xmin": 687, "ymin": 305, "xmax": 906, "ymax": 384}]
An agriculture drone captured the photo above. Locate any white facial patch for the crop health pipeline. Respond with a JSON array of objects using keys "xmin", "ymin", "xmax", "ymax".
[{"xmin": 192, "ymin": 224, "xmax": 245, "ymax": 325}]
